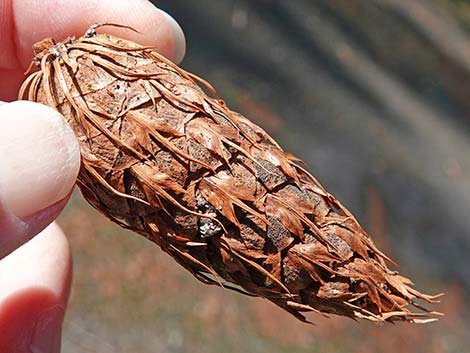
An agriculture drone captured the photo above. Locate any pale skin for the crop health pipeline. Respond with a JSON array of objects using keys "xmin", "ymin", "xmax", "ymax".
[{"xmin": 0, "ymin": 1, "xmax": 185, "ymax": 351}]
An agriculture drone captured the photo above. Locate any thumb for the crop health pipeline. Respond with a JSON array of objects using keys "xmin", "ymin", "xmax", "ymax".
[{"xmin": 0, "ymin": 101, "xmax": 80, "ymax": 258}]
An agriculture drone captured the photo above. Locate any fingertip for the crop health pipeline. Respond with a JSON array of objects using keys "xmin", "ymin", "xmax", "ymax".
[
  {"xmin": 156, "ymin": 8, "xmax": 186, "ymax": 64},
  {"xmin": 0, "ymin": 100, "xmax": 79, "ymax": 258},
  {"xmin": 0, "ymin": 222, "xmax": 72, "ymax": 299},
  {"xmin": 0, "ymin": 101, "xmax": 80, "ymax": 219}
]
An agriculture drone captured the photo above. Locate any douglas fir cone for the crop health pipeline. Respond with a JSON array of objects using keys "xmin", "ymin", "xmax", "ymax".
[{"xmin": 19, "ymin": 24, "xmax": 440, "ymax": 324}]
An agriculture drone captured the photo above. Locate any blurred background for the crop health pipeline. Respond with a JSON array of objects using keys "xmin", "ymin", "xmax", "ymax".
[{"xmin": 61, "ymin": 0, "xmax": 469, "ymax": 352}]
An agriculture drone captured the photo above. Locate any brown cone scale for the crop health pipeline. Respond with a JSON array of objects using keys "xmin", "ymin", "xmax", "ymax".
[{"xmin": 19, "ymin": 24, "xmax": 440, "ymax": 324}]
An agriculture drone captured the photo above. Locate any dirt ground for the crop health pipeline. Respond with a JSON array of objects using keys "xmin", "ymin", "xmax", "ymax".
[{"xmin": 60, "ymin": 1, "xmax": 469, "ymax": 352}]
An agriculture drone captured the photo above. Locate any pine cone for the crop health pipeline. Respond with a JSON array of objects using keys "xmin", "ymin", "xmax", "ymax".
[{"xmin": 19, "ymin": 24, "xmax": 440, "ymax": 324}]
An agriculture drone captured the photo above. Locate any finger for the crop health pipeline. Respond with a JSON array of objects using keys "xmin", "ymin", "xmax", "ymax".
[
  {"xmin": 0, "ymin": 0, "xmax": 186, "ymax": 101},
  {"xmin": 0, "ymin": 222, "xmax": 72, "ymax": 353},
  {"xmin": 0, "ymin": 101, "xmax": 80, "ymax": 258},
  {"xmin": 3, "ymin": 0, "xmax": 185, "ymax": 69}
]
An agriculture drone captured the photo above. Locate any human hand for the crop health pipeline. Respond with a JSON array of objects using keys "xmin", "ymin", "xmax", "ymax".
[{"xmin": 0, "ymin": 1, "xmax": 185, "ymax": 352}]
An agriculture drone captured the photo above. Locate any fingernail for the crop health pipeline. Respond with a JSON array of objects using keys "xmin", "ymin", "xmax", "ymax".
[
  {"xmin": 158, "ymin": 9, "xmax": 186, "ymax": 64},
  {"xmin": 31, "ymin": 305, "xmax": 64, "ymax": 353},
  {"xmin": 0, "ymin": 101, "xmax": 80, "ymax": 219}
]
